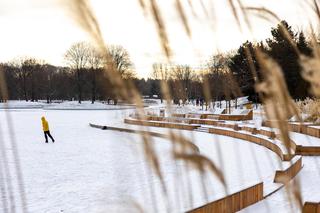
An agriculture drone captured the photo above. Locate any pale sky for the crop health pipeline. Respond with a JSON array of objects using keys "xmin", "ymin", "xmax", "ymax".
[{"xmin": 0, "ymin": 0, "xmax": 318, "ymax": 78}]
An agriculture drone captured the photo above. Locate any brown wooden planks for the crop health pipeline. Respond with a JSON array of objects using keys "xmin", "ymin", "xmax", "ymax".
[
  {"xmin": 188, "ymin": 183, "xmax": 263, "ymax": 213},
  {"xmin": 274, "ymin": 157, "xmax": 302, "ymax": 184}
]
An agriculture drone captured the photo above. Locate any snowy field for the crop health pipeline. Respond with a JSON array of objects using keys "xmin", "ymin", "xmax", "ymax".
[
  {"xmin": 0, "ymin": 101, "xmax": 137, "ymax": 110},
  {"xmin": 0, "ymin": 107, "xmax": 285, "ymax": 213}
]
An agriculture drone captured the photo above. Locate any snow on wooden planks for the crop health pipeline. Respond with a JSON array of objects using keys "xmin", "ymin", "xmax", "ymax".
[
  {"xmin": 263, "ymin": 121, "xmax": 320, "ymax": 139},
  {"xmin": 124, "ymin": 118, "xmax": 200, "ymax": 130},
  {"xmin": 274, "ymin": 156, "xmax": 302, "ymax": 184}
]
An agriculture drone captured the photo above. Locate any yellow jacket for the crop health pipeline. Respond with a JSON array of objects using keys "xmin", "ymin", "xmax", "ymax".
[{"xmin": 41, "ymin": 117, "xmax": 49, "ymax": 131}]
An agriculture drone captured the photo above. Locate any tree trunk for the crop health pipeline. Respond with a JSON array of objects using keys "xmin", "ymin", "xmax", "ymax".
[
  {"xmin": 91, "ymin": 69, "xmax": 96, "ymax": 104},
  {"xmin": 235, "ymin": 98, "xmax": 238, "ymax": 109},
  {"xmin": 23, "ymin": 75, "xmax": 28, "ymax": 101},
  {"xmin": 31, "ymin": 74, "xmax": 35, "ymax": 102},
  {"xmin": 77, "ymin": 69, "xmax": 82, "ymax": 104}
]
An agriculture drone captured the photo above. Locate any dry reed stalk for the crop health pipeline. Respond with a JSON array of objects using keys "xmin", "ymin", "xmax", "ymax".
[
  {"xmin": 244, "ymin": 7, "xmax": 281, "ymax": 23},
  {"xmin": 300, "ymin": 36, "xmax": 320, "ymax": 97},
  {"xmin": 137, "ymin": 0, "xmax": 147, "ymax": 13},
  {"xmin": 255, "ymin": 50, "xmax": 300, "ymax": 148},
  {"xmin": 140, "ymin": 132, "xmax": 171, "ymax": 212},
  {"xmin": 235, "ymin": 0, "xmax": 252, "ymax": 31},
  {"xmin": 0, "ymin": 123, "xmax": 15, "ymax": 212},
  {"xmin": 173, "ymin": 153, "xmax": 226, "ymax": 188},
  {"xmin": 312, "ymin": 0, "xmax": 320, "ymax": 21},
  {"xmin": 148, "ymin": 0, "xmax": 172, "ymax": 59},
  {"xmin": 64, "ymin": 0, "xmax": 310, "ymax": 211},
  {"xmin": 199, "ymin": 0, "xmax": 210, "ymax": 19},
  {"xmin": 168, "ymin": 131, "xmax": 199, "ymax": 154},
  {"xmin": 0, "ymin": 63, "xmax": 28, "ymax": 213},
  {"xmin": 255, "ymin": 50, "xmax": 303, "ymax": 209},
  {"xmin": 187, "ymin": 0, "xmax": 199, "ymax": 19},
  {"xmin": 227, "ymin": 0, "xmax": 242, "ymax": 31},
  {"xmin": 67, "ymin": 0, "xmax": 136, "ymax": 103},
  {"xmin": 65, "ymin": 2, "xmax": 173, "ymax": 211},
  {"xmin": 175, "ymin": 0, "xmax": 191, "ymax": 37}
]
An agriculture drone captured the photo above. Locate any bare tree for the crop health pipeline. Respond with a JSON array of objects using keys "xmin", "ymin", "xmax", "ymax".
[
  {"xmin": 88, "ymin": 45, "xmax": 104, "ymax": 104},
  {"xmin": 169, "ymin": 65, "xmax": 195, "ymax": 103},
  {"xmin": 152, "ymin": 63, "xmax": 170, "ymax": 81},
  {"xmin": 107, "ymin": 45, "xmax": 135, "ymax": 79},
  {"xmin": 152, "ymin": 63, "xmax": 170, "ymax": 102},
  {"xmin": 42, "ymin": 64, "xmax": 57, "ymax": 103},
  {"xmin": 206, "ymin": 53, "xmax": 232, "ymax": 102},
  {"xmin": 207, "ymin": 53, "xmax": 229, "ymax": 73},
  {"xmin": 10, "ymin": 57, "xmax": 41, "ymax": 101},
  {"xmin": 65, "ymin": 42, "xmax": 90, "ymax": 103},
  {"xmin": 23, "ymin": 58, "xmax": 45, "ymax": 102},
  {"xmin": 206, "ymin": 53, "xmax": 241, "ymax": 110},
  {"xmin": 9, "ymin": 58, "xmax": 27, "ymax": 101}
]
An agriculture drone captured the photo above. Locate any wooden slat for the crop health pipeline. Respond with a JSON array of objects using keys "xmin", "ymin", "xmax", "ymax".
[
  {"xmin": 124, "ymin": 118, "xmax": 200, "ymax": 130},
  {"xmin": 296, "ymin": 146, "xmax": 320, "ymax": 156},
  {"xmin": 274, "ymin": 156, "xmax": 302, "ymax": 184},
  {"xmin": 188, "ymin": 183, "xmax": 263, "ymax": 213},
  {"xmin": 208, "ymin": 127, "xmax": 286, "ymax": 161},
  {"xmin": 303, "ymin": 202, "xmax": 320, "ymax": 213}
]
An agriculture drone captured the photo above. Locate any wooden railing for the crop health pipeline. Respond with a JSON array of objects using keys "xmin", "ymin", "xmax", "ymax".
[
  {"xmin": 218, "ymin": 110, "xmax": 253, "ymax": 121},
  {"xmin": 208, "ymin": 127, "xmax": 292, "ymax": 161},
  {"xmin": 129, "ymin": 116, "xmax": 295, "ymax": 161},
  {"xmin": 296, "ymin": 146, "xmax": 320, "ymax": 156},
  {"xmin": 187, "ymin": 183, "xmax": 263, "ymax": 213},
  {"xmin": 303, "ymin": 202, "xmax": 320, "ymax": 213},
  {"xmin": 263, "ymin": 121, "xmax": 320, "ymax": 139},
  {"xmin": 171, "ymin": 110, "xmax": 252, "ymax": 121},
  {"xmin": 124, "ymin": 118, "xmax": 200, "ymax": 130},
  {"xmin": 89, "ymin": 123, "xmax": 200, "ymax": 153},
  {"xmin": 307, "ymin": 126, "xmax": 320, "ymax": 138},
  {"xmin": 122, "ymin": 118, "xmax": 303, "ymax": 211},
  {"xmin": 274, "ymin": 156, "xmax": 302, "ymax": 184}
]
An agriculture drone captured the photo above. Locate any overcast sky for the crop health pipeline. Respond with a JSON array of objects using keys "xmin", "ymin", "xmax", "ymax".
[{"xmin": 0, "ymin": 0, "xmax": 318, "ymax": 78}]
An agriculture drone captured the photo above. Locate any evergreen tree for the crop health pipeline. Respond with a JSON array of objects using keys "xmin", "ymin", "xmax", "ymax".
[
  {"xmin": 228, "ymin": 41, "xmax": 261, "ymax": 100},
  {"xmin": 266, "ymin": 20, "xmax": 310, "ymax": 99}
]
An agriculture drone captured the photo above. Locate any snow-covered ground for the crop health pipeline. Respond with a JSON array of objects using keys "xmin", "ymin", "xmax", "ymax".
[
  {"xmin": 0, "ymin": 101, "xmax": 137, "ymax": 110},
  {"xmin": 0, "ymin": 107, "xmax": 284, "ymax": 213},
  {"xmin": 240, "ymin": 156, "xmax": 320, "ymax": 213}
]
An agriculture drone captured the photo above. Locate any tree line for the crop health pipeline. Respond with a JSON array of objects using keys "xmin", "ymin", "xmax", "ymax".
[
  {"xmin": 150, "ymin": 20, "xmax": 315, "ymax": 104},
  {"xmin": 0, "ymin": 20, "xmax": 315, "ymax": 104},
  {"xmin": 0, "ymin": 43, "xmax": 136, "ymax": 103}
]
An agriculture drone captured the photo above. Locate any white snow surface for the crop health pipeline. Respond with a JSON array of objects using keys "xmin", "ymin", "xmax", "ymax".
[
  {"xmin": 0, "ymin": 108, "xmax": 286, "ymax": 213},
  {"xmin": 0, "ymin": 101, "xmax": 136, "ymax": 110},
  {"xmin": 239, "ymin": 157, "xmax": 320, "ymax": 213}
]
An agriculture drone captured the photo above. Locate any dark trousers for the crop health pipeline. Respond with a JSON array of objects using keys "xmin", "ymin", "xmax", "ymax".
[{"xmin": 44, "ymin": 131, "xmax": 55, "ymax": 142}]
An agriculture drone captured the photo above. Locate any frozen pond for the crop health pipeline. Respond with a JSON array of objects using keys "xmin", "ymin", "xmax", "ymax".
[{"xmin": 0, "ymin": 109, "xmax": 283, "ymax": 213}]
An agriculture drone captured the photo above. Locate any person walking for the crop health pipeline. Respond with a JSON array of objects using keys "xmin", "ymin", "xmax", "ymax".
[{"xmin": 41, "ymin": 116, "xmax": 55, "ymax": 143}]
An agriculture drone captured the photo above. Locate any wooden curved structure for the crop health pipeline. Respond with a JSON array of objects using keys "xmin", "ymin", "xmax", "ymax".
[
  {"xmin": 187, "ymin": 183, "xmax": 263, "ymax": 213},
  {"xmin": 171, "ymin": 110, "xmax": 253, "ymax": 121},
  {"xmin": 263, "ymin": 120, "xmax": 320, "ymax": 139},
  {"xmin": 121, "ymin": 116, "xmax": 305, "ymax": 212}
]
